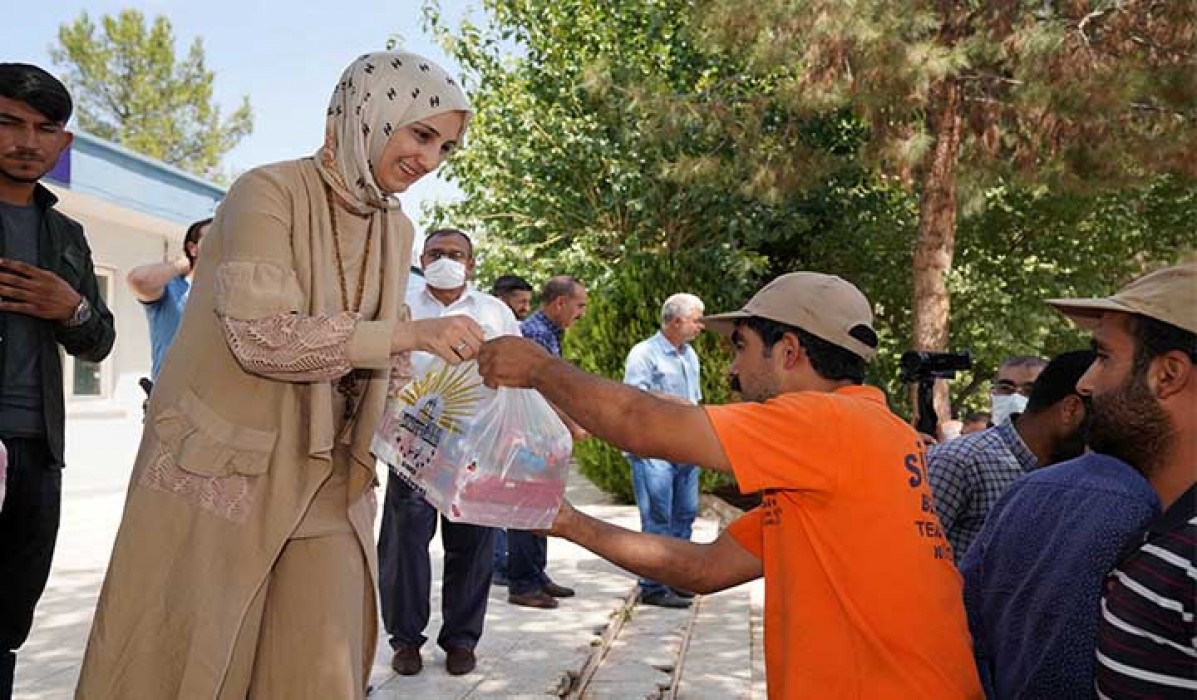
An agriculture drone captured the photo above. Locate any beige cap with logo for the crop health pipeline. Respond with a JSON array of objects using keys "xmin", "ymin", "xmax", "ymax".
[
  {"xmin": 702, "ymin": 272, "xmax": 878, "ymax": 361},
  {"xmin": 1047, "ymin": 262, "xmax": 1197, "ymax": 334}
]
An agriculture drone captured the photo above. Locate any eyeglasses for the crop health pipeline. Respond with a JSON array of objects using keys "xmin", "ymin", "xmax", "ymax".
[
  {"xmin": 423, "ymin": 249, "xmax": 469, "ymax": 262},
  {"xmin": 991, "ymin": 379, "xmax": 1035, "ymax": 397}
]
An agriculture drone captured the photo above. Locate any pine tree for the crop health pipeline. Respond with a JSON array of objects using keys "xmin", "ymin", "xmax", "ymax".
[
  {"xmin": 696, "ymin": 0, "xmax": 1195, "ymax": 412},
  {"xmin": 51, "ymin": 10, "xmax": 253, "ymax": 179}
]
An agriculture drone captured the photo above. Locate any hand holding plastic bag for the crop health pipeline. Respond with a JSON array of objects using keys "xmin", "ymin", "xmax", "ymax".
[{"xmin": 372, "ymin": 358, "xmax": 573, "ymax": 529}]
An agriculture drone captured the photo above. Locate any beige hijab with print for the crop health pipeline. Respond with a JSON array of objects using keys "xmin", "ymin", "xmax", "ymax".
[
  {"xmin": 316, "ymin": 51, "xmax": 471, "ymax": 214},
  {"xmin": 308, "ymin": 52, "xmax": 471, "ymax": 467}
]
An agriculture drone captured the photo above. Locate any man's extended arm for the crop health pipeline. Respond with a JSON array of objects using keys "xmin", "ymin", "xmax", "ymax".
[
  {"xmin": 478, "ymin": 336, "xmax": 731, "ymax": 472},
  {"xmin": 549, "ymin": 500, "xmax": 761, "ymax": 594}
]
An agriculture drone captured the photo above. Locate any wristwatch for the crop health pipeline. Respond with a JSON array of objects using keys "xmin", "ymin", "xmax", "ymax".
[{"xmin": 63, "ymin": 297, "xmax": 93, "ymax": 328}]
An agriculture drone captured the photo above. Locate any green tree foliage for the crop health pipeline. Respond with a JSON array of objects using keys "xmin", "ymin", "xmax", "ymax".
[
  {"xmin": 423, "ymin": 0, "xmax": 776, "ymax": 498},
  {"xmin": 424, "ymin": 0, "xmax": 1195, "ymax": 500},
  {"xmin": 51, "ymin": 10, "xmax": 253, "ymax": 179},
  {"xmin": 690, "ymin": 0, "xmax": 1196, "ymax": 416}
]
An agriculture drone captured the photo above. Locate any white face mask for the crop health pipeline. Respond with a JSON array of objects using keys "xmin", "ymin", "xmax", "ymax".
[
  {"xmin": 423, "ymin": 258, "xmax": 467, "ymax": 290},
  {"xmin": 990, "ymin": 393, "xmax": 1028, "ymax": 426}
]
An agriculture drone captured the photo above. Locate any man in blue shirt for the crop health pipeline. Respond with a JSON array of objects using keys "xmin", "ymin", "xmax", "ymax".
[
  {"xmin": 506, "ymin": 275, "xmax": 587, "ymax": 609},
  {"xmin": 623, "ymin": 293, "xmax": 704, "ymax": 608},
  {"xmin": 960, "ymin": 452, "xmax": 1160, "ymax": 698},
  {"xmin": 126, "ymin": 217, "xmax": 210, "ymax": 380}
]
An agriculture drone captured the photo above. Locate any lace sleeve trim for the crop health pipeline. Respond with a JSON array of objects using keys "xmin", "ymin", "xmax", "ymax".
[{"xmin": 221, "ymin": 311, "xmax": 359, "ymax": 382}]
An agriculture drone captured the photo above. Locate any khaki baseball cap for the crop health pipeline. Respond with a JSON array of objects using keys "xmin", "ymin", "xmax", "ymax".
[
  {"xmin": 703, "ymin": 272, "xmax": 878, "ymax": 361},
  {"xmin": 1047, "ymin": 262, "xmax": 1197, "ymax": 334}
]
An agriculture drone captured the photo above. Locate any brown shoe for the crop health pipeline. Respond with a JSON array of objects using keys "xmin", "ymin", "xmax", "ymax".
[
  {"xmin": 542, "ymin": 581, "xmax": 575, "ymax": 598},
  {"xmin": 391, "ymin": 644, "xmax": 422, "ymax": 675},
  {"xmin": 445, "ymin": 646, "xmax": 477, "ymax": 676},
  {"xmin": 508, "ymin": 589, "xmax": 559, "ymax": 608}
]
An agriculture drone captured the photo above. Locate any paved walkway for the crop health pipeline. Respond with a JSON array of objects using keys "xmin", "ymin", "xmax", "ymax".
[{"xmin": 15, "ymin": 462, "xmax": 763, "ymax": 699}]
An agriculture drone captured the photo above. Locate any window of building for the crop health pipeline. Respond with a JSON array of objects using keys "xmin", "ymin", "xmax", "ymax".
[{"xmin": 64, "ymin": 268, "xmax": 113, "ymax": 400}]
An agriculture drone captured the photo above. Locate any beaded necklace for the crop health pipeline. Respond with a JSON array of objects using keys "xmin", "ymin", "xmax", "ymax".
[{"xmin": 324, "ymin": 181, "xmax": 374, "ymax": 418}]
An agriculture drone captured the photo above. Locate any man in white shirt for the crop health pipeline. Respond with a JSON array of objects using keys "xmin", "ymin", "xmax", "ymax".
[{"xmin": 377, "ymin": 228, "xmax": 521, "ymax": 678}]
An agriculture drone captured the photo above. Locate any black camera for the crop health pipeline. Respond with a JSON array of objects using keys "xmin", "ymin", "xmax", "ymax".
[
  {"xmin": 899, "ymin": 351, "xmax": 972, "ymax": 382},
  {"xmin": 900, "ymin": 351, "xmax": 973, "ymax": 438}
]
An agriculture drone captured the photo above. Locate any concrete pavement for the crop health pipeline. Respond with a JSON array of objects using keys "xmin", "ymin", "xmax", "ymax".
[{"xmin": 15, "ymin": 460, "xmax": 763, "ymax": 699}]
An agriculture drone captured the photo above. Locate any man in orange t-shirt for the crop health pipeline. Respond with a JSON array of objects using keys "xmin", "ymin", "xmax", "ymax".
[{"xmin": 478, "ymin": 272, "xmax": 982, "ymax": 698}]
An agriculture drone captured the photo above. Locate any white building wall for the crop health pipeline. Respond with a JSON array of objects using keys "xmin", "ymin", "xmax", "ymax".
[
  {"xmin": 40, "ymin": 133, "xmax": 223, "ymax": 476},
  {"xmin": 49, "ymin": 185, "xmax": 189, "ymax": 472}
]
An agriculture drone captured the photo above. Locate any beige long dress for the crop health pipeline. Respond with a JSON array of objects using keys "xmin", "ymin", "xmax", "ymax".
[{"xmin": 76, "ymin": 157, "xmax": 413, "ymax": 699}]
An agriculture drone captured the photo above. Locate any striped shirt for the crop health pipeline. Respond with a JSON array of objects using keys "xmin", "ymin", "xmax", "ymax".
[{"xmin": 1096, "ymin": 483, "xmax": 1197, "ymax": 698}]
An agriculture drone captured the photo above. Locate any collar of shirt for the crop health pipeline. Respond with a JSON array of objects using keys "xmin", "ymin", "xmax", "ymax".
[
  {"xmin": 525, "ymin": 310, "xmax": 563, "ymax": 339},
  {"xmin": 408, "ymin": 285, "xmax": 480, "ymax": 318},
  {"xmin": 1150, "ymin": 482, "xmax": 1197, "ymax": 535},
  {"xmin": 1144, "ymin": 483, "xmax": 1192, "ymax": 538},
  {"xmin": 648, "ymin": 330, "xmax": 688, "ymax": 357},
  {"xmin": 32, "ymin": 183, "xmax": 59, "ymax": 210},
  {"xmin": 996, "ymin": 419, "xmax": 1039, "ymax": 473},
  {"xmin": 1115, "ymin": 481, "xmax": 1195, "ymax": 565}
]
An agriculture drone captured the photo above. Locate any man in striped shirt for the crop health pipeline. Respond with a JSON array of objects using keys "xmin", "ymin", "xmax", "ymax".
[{"xmin": 1048, "ymin": 262, "xmax": 1196, "ymax": 698}]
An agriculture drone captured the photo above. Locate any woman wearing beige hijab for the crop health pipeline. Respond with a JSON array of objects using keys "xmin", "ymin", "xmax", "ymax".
[{"xmin": 76, "ymin": 52, "xmax": 479, "ymax": 699}]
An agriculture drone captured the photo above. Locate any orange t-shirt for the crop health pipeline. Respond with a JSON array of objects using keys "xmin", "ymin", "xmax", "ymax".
[{"xmin": 706, "ymin": 385, "xmax": 981, "ymax": 699}]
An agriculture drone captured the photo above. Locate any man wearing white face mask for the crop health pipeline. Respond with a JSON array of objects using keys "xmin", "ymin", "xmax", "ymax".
[
  {"xmin": 989, "ymin": 355, "xmax": 1046, "ymax": 425},
  {"xmin": 928, "ymin": 352, "xmax": 1090, "ymax": 563},
  {"xmin": 377, "ymin": 228, "xmax": 522, "ymax": 677}
]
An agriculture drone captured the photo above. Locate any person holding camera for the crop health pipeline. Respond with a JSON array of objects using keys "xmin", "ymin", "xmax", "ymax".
[{"xmin": 478, "ymin": 272, "xmax": 982, "ymax": 699}]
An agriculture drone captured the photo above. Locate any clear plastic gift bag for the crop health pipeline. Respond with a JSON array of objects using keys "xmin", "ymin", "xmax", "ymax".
[{"xmin": 372, "ymin": 358, "xmax": 573, "ymax": 530}]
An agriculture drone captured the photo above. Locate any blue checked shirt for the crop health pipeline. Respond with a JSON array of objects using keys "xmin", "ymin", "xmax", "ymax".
[
  {"xmin": 520, "ymin": 310, "xmax": 564, "ymax": 357},
  {"xmin": 927, "ymin": 421, "xmax": 1039, "ymax": 562}
]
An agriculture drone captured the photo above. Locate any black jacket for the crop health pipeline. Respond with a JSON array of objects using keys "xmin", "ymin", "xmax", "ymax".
[{"xmin": 0, "ymin": 183, "xmax": 116, "ymax": 467}]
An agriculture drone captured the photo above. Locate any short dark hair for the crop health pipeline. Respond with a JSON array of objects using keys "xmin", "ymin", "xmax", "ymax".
[
  {"xmin": 184, "ymin": 217, "xmax": 212, "ymax": 248},
  {"xmin": 542, "ymin": 275, "xmax": 581, "ymax": 304},
  {"xmin": 424, "ymin": 227, "xmax": 473, "ymax": 255},
  {"xmin": 739, "ymin": 316, "xmax": 867, "ymax": 384},
  {"xmin": 1130, "ymin": 315, "xmax": 1197, "ymax": 376},
  {"xmin": 1024, "ymin": 350, "xmax": 1095, "ymax": 414},
  {"xmin": 492, "ymin": 274, "xmax": 532, "ymax": 296},
  {"xmin": 0, "ymin": 63, "xmax": 73, "ymax": 124},
  {"xmin": 183, "ymin": 217, "xmax": 212, "ymax": 265}
]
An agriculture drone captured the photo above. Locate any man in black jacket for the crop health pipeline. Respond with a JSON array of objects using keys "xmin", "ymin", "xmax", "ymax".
[{"xmin": 0, "ymin": 63, "xmax": 115, "ymax": 699}]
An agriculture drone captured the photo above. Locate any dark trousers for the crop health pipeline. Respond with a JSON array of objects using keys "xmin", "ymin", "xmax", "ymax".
[
  {"xmin": 506, "ymin": 530, "xmax": 550, "ymax": 595},
  {"xmin": 492, "ymin": 529, "xmax": 508, "ymax": 577},
  {"xmin": 0, "ymin": 439, "xmax": 60, "ymax": 700},
  {"xmin": 377, "ymin": 473, "xmax": 495, "ymax": 652}
]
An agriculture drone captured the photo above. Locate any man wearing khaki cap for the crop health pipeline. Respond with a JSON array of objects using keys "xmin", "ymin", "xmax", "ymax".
[
  {"xmin": 478, "ymin": 272, "xmax": 982, "ymax": 699},
  {"xmin": 1046, "ymin": 262, "xmax": 1197, "ymax": 698}
]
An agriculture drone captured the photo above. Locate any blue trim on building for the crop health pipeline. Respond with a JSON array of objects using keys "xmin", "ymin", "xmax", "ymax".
[{"xmin": 46, "ymin": 130, "xmax": 226, "ymax": 225}]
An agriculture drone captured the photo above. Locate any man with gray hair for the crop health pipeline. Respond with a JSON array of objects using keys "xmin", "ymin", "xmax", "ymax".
[{"xmin": 622, "ymin": 293, "xmax": 705, "ymax": 608}]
